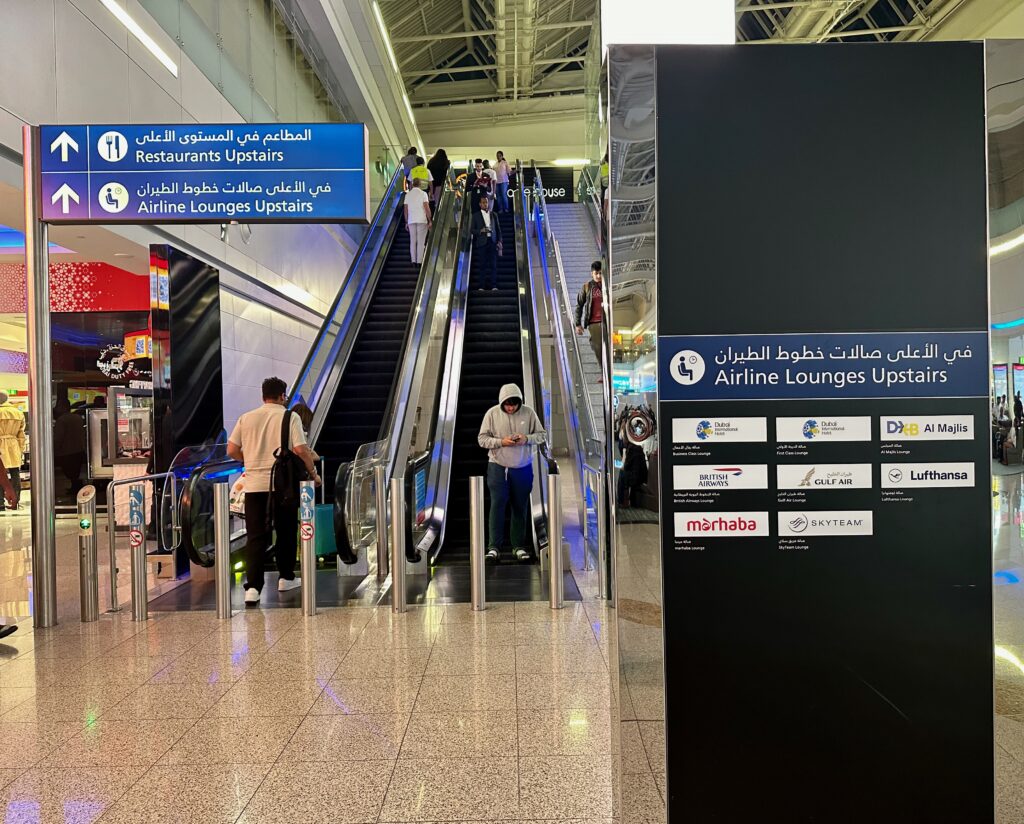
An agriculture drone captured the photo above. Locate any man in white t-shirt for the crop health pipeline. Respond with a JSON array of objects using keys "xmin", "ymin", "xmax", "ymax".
[
  {"xmin": 404, "ymin": 179, "xmax": 432, "ymax": 264},
  {"xmin": 227, "ymin": 376, "xmax": 320, "ymax": 605}
]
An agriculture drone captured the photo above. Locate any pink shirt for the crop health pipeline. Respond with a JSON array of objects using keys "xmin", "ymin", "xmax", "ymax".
[{"xmin": 494, "ymin": 159, "xmax": 510, "ymax": 184}]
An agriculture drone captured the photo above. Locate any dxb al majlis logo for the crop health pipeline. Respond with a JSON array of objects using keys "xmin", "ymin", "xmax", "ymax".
[
  {"xmin": 696, "ymin": 421, "xmax": 714, "ymax": 440},
  {"xmin": 802, "ymin": 420, "xmax": 820, "ymax": 439}
]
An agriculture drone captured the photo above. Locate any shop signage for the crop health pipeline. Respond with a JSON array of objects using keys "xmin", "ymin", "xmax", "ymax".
[{"xmin": 38, "ymin": 123, "xmax": 369, "ymax": 224}]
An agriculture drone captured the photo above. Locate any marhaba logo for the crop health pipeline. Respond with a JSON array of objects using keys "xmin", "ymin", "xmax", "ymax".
[
  {"xmin": 687, "ymin": 515, "xmax": 760, "ymax": 533},
  {"xmin": 696, "ymin": 420, "xmax": 714, "ymax": 440},
  {"xmin": 802, "ymin": 420, "xmax": 820, "ymax": 439}
]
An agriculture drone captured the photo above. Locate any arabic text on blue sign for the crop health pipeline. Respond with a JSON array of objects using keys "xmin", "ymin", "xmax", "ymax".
[
  {"xmin": 658, "ymin": 332, "xmax": 988, "ymax": 401},
  {"xmin": 39, "ymin": 124, "xmax": 369, "ymax": 224}
]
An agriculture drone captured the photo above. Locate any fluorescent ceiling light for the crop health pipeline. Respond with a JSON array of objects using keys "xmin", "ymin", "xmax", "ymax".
[
  {"xmin": 403, "ymin": 94, "xmax": 417, "ymax": 128},
  {"xmin": 602, "ymin": 0, "xmax": 735, "ymax": 46},
  {"xmin": 991, "ymin": 228, "xmax": 1024, "ymax": 258},
  {"xmin": 373, "ymin": 2, "xmax": 400, "ymax": 74},
  {"xmin": 552, "ymin": 158, "xmax": 589, "ymax": 166},
  {"xmin": 100, "ymin": 0, "xmax": 178, "ymax": 77}
]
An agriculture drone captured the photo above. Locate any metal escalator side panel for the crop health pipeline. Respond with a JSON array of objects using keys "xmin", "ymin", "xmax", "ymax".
[
  {"xmin": 297, "ymin": 168, "xmax": 407, "ymax": 446},
  {"xmin": 512, "ymin": 166, "xmax": 551, "ymax": 553},
  {"xmin": 420, "ymin": 190, "xmax": 475, "ymax": 561},
  {"xmin": 329, "ymin": 180, "xmax": 465, "ymax": 560}
]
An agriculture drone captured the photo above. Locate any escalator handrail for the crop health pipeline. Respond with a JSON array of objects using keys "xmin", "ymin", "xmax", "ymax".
[
  {"xmin": 532, "ymin": 164, "xmax": 603, "ymax": 471},
  {"xmin": 179, "ymin": 458, "xmax": 243, "ymax": 568},
  {"xmin": 292, "ymin": 168, "xmax": 406, "ymax": 431},
  {"xmin": 332, "ymin": 173, "xmax": 465, "ymax": 560},
  {"xmin": 513, "ymin": 161, "xmax": 553, "ymax": 549},
  {"xmin": 417, "ymin": 181, "xmax": 477, "ymax": 560}
]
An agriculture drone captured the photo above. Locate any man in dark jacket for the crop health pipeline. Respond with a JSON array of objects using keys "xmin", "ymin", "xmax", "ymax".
[
  {"xmin": 575, "ymin": 260, "xmax": 605, "ymax": 378},
  {"xmin": 470, "ymin": 195, "xmax": 502, "ymax": 290}
]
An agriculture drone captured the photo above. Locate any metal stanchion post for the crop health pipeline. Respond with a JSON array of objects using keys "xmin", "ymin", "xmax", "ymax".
[
  {"xmin": 469, "ymin": 476, "xmax": 486, "ymax": 611},
  {"xmin": 596, "ymin": 474, "xmax": 607, "ymax": 601},
  {"xmin": 390, "ymin": 477, "xmax": 407, "ymax": 614},
  {"xmin": 128, "ymin": 483, "xmax": 148, "ymax": 622},
  {"xmin": 107, "ymin": 500, "xmax": 120, "ymax": 613},
  {"xmin": 582, "ymin": 467, "xmax": 594, "ymax": 571},
  {"xmin": 23, "ymin": 125, "xmax": 57, "ymax": 628},
  {"xmin": 299, "ymin": 480, "xmax": 316, "ymax": 617},
  {"xmin": 214, "ymin": 483, "xmax": 232, "ymax": 619},
  {"xmin": 548, "ymin": 473, "xmax": 564, "ymax": 609},
  {"xmin": 77, "ymin": 486, "xmax": 98, "ymax": 623},
  {"xmin": 375, "ymin": 464, "xmax": 389, "ymax": 580}
]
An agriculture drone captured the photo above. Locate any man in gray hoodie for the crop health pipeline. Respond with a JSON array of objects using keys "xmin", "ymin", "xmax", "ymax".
[{"xmin": 477, "ymin": 383, "xmax": 546, "ymax": 562}]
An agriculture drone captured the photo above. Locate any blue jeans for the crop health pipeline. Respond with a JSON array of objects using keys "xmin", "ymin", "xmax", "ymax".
[
  {"xmin": 495, "ymin": 182, "xmax": 509, "ymax": 212},
  {"xmin": 486, "ymin": 462, "xmax": 533, "ymax": 550}
]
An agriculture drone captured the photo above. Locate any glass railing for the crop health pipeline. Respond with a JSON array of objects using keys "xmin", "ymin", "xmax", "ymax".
[
  {"xmin": 290, "ymin": 168, "xmax": 406, "ymax": 426},
  {"xmin": 577, "ymin": 165, "xmax": 605, "ymax": 252},
  {"xmin": 340, "ymin": 176, "xmax": 466, "ymax": 562},
  {"xmin": 533, "ymin": 165, "xmax": 606, "ymax": 561}
]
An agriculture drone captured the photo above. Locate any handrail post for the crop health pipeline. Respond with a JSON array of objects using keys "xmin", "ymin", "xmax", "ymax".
[
  {"xmin": 214, "ymin": 482, "xmax": 232, "ymax": 619},
  {"xmin": 128, "ymin": 482, "xmax": 148, "ymax": 622},
  {"xmin": 107, "ymin": 484, "xmax": 121, "ymax": 613},
  {"xmin": 582, "ymin": 467, "xmax": 594, "ymax": 571},
  {"xmin": 548, "ymin": 473, "xmax": 564, "ymax": 609},
  {"xmin": 469, "ymin": 476, "xmax": 486, "ymax": 611},
  {"xmin": 77, "ymin": 486, "xmax": 99, "ymax": 622},
  {"xmin": 375, "ymin": 464, "xmax": 389, "ymax": 580},
  {"xmin": 596, "ymin": 473, "xmax": 607, "ymax": 601},
  {"xmin": 299, "ymin": 480, "xmax": 317, "ymax": 617},
  {"xmin": 390, "ymin": 477, "xmax": 407, "ymax": 614}
]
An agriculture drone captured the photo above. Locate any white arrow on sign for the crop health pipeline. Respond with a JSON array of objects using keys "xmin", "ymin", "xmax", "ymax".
[
  {"xmin": 49, "ymin": 131, "xmax": 79, "ymax": 162},
  {"xmin": 51, "ymin": 183, "xmax": 80, "ymax": 214}
]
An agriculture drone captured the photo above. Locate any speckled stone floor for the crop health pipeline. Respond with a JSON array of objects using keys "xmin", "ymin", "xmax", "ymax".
[{"xmin": 0, "ymin": 599, "xmax": 615, "ymax": 823}]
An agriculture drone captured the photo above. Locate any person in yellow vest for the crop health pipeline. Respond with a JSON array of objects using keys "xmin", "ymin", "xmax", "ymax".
[
  {"xmin": 409, "ymin": 158, "xmax": 432, "ymax": 194},
  {"xmin": 0, "ymin": 392, "xmax": 25, "ymax": 512}
]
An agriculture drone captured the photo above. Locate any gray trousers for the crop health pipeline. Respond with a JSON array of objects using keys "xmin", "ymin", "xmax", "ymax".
[{"xmin": 588, "ymin": 322, "xmax": 603, "ymax": 368}]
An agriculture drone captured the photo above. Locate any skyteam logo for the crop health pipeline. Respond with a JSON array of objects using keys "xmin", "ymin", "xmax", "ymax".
[
  {"xmin": 696, "ymin": 420, "xmax": 713, "ymax": 440},
  {"xmin": 670, "ymin": 350, "xmax": 706, "ymax": 386},
  {"xmin": 802, "ymin": 420, "xmax": 820, "ymax": 439}
]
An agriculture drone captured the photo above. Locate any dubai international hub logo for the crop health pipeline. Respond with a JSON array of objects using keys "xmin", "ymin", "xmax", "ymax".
[
  {"xmin": 696, "ymin": 421, "xmax": 714, "ymax": 441},
  {"xmin": 802, "ymin": 420, "xmax": 820, "ymax": 439},
  {"xmin": 670, "ymin": 350, "xmax": 706, "ymax": 386}
]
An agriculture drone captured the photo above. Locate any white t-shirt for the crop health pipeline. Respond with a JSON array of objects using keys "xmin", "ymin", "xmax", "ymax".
[
  {"xmin": 405, "ymin": 187, "xmax": 430, "ymax": 224},
  {"xmin": 228, "ymin": 403, "xmax": 307, "ymax": 493}
]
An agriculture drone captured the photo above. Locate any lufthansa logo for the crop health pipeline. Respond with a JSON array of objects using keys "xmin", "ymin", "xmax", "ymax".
[{"xmin": 670, "ymin": 350, "xmax": 706, "ymax": 386}]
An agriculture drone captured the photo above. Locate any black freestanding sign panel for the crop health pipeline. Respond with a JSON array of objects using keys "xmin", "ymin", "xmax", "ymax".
[{"xmin": 654, "ymin": 44, "xmax": 992, "ymax": 821}]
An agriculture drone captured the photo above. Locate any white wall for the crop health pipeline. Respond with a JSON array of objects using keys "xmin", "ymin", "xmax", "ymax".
[{"xmin": 0, "ymin": 0, "xmax": 363, "ymax": 434}]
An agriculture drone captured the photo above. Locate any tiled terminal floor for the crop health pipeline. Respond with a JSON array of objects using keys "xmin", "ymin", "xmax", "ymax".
[{"xmin": 0, "ymin": 600, "xmax": 614, "ymax": 823}]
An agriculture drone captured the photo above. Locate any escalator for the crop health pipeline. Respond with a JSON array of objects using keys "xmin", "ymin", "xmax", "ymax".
[
  {"xmin": 314, "ymin": 222, "xmax": 421, "ymax": 501},
  {"xmin": 442, "ymin": 209, "xmax": 525, "ymax": 562}
]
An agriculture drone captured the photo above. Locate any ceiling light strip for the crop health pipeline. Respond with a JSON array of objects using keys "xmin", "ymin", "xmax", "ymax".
[{"xmin": 99, "ymin": 0, "xmax": 178, "ymax": 77}]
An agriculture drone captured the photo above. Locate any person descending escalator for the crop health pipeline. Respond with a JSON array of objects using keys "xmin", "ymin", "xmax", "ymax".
[
  {"xmin": 470, "ymin": 195, "xmax": 502, "ymax": 290},
  {"xmin": 477, "ymin": 384, "xmax": 546, "ymax": 563},
  {"xmin": 468, "ymin": 159, "xmax": 493, "ymax": 212}
]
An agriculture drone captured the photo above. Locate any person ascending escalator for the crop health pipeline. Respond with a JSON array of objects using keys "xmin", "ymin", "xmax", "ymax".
[{"xmin": 477, "ymin": 384, "xmax": 546, "ymax": 563}]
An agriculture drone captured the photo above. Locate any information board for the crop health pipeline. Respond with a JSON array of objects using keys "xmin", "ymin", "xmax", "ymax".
[
  {"xmin": 652, "ymin": 43, "xmax": 992, "ymax": 821},
  {"xmin": 38, "ymin": 123, "xmax": 369, "ymax": 224}
]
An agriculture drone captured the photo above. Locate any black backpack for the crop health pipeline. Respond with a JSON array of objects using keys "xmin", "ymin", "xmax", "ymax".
[{"xmin": 270, "ymin": 408, "xmax": 309, "ymax": 508}]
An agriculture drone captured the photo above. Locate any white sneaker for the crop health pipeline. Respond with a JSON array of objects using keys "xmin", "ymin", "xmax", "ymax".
[
  {"xmin": 278, "ymin": 577, "xmax": 301, "ymax": 592},
  {"xmin": 244, "ymin": 588, "xmax": 261, "ymax": 605}
]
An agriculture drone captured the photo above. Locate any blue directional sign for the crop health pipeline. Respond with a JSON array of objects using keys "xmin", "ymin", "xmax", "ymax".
[{"xmin": 38, "ymin": 123, "xmax": 369, "ymax": 224}]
